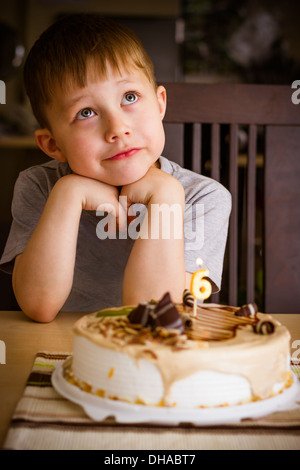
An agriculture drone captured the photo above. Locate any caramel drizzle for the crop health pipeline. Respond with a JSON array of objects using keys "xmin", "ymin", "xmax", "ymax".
[{"xmin": 178, "ymin": 304, "xmax": 258, "ymax": 341}]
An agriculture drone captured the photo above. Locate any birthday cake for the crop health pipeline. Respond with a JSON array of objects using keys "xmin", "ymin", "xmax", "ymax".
[{"xmin": 66, "ymin": 291, "xmax": 292, "ymax": 408}]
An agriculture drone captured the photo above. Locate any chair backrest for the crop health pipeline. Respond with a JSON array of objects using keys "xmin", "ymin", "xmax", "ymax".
[{"xmin": 162, "ymin": 83, "xmax": 300, "ymax": 313}]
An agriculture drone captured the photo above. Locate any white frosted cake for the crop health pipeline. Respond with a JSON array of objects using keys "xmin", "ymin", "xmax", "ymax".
[{"xmin": 66, "ymin": 291, "xmax": 292, "ymax": 408}]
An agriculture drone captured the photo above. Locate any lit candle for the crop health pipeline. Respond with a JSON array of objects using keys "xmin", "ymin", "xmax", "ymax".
[{"xmin": 190, "ymin": 258, "xmax": 212, "ymax": 316}]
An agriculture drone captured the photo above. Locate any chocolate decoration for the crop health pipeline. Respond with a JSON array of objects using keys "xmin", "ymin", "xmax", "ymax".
[
  {"xmin": 128, "ymin": 292, "xmax": 184, "ymax": 333},
  {"xmin": 128, "ymin": 302, "xmax": 153, "ymax": 327},
  {"xmin": 151, "ymin": 292, "xmax": 184, "ymax": 332},
  {"xmin": 254, "ymin": 320, "xmax": 275, "ymax": 335},
  {"xmin": 183, "ymin": 289, "xmax": 194, "ymax": 307},
  {"xmin": 235, "ymin": 303, "xmax": 258, "ymax": 318}
]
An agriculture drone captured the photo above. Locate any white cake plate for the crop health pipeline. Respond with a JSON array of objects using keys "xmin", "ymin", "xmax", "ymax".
[{"xmin": 51, "ymin": 358, "xmax": 300, "ymax": 426}]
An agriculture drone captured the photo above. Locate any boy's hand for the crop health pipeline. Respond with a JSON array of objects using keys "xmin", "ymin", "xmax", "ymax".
[
  {"xmin": 59, "ymin": 174, "xmax": 127, "ymax": 231},
  {"xmin": 120, "ymin": 165, "xmax": 185, "ymax": 208}
]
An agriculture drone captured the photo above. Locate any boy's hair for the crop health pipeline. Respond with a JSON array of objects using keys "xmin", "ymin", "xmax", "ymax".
[{"xmin": 23, "ymin": 14, "xmax": 157, "ymax": 129}]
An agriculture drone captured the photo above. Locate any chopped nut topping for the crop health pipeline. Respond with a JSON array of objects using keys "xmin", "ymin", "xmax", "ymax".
[{"xmin": 84, "ymin": 315, "xmax": 191, "ymax": 350}]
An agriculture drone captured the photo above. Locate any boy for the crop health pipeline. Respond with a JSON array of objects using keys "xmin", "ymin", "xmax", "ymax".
[{"xmin": 0, "ymin": 15, "xmax": 231, "ymax": 322}]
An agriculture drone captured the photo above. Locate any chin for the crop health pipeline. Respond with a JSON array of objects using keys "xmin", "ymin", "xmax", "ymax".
[{"xmin": 111, "ymin": 167, "xmax": 150, "ymax": 186}]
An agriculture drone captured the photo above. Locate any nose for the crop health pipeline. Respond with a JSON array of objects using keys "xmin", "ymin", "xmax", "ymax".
[{"xmin": 104, "ymin": 112, "xmax": 131, "ymax": 142}]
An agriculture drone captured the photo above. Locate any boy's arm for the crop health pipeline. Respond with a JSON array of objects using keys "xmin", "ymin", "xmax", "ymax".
[
  {"xmin": 13, "ymin": 174, "xmax": 122, "ymax": 322},
  {"xmin": 121, "ymin": 167, "xmax": 186, "ymax": 305}
]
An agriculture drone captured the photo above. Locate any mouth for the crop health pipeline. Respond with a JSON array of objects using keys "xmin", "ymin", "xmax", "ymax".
[{"xmin": 108, "ymin": 148, "xmax": 140, "ymax": 161}]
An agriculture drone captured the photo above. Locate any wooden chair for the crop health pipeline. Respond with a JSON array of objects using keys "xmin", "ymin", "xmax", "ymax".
[{"xmin": 162, "ymin": 83, "xmax": 300, "ymax": 313}]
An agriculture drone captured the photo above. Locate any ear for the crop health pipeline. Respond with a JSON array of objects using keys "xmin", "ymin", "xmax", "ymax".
[
  {"xmin": 34, "ymin": 128, "xmax": 67, "ymax": 162},
  {"xmin": 156, "ymin": 85, "xmax": 167, "ymax": 120}
]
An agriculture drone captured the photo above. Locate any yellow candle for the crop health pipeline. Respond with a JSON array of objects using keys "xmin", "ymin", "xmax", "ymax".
[{"xmin": 190, "ymin": 258, "xmax": 212, "ymax": 316}]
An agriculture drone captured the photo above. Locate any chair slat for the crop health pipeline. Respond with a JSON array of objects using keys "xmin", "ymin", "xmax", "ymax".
[
  {"xmin": 229, "ymin": 124, "xmax": 239, "ymax": 305},
  {"xmin": 246, "ymin": 124, "xmax": 257, "ymax": 303},
  {"xmin": 211, "ymin": 123, "xmax": 220, "ymax": 181},
  {"xmin": 192, "ymin": 123, "xmax": 201, "ymax": 174}
]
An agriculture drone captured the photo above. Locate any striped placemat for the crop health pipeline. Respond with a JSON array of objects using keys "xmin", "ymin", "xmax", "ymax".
[{"xmin": 2, "ymin": 352, "xmax": 300, "ymax": 450}]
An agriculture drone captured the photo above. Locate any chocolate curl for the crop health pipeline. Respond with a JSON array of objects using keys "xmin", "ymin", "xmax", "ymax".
[
  {"xmin": 183, "ymin": 289, "xmax": 194, "ymax": 308},
  {"xmin": 235, "ymin": 303, "xmax": 258, "ymax": 318},
  {"xmin": 254, "ymin": 320, "xmax": 275, "ymax": 335}
]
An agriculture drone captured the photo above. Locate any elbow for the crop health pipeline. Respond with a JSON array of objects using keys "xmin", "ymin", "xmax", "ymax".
[
  {"xmin": 13, "ymin": 270, "xmax": 63, "ymax": 322},
  {"xmin": 24, "ymin": 306, "xmax": 58, "ymax": 323},
  {"xmin": 16, "ymin": 298, "xmax": 59, "ymax": 323},
  {"xmin": 13, "ymin": 285, "xmax": 60, "ymax": 323}
]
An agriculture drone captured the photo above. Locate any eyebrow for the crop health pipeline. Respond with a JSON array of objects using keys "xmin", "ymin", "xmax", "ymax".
[
  {"xmin": 115, "ymin": 77, "xmax": 134, "ymax": 85},
  {"xmin": 59, "ymin": 75, "xmax": 140, "ymax": 112},
  {"xmin": 62, "ymin": 93, "xmax": 91, "ymax": 110}
]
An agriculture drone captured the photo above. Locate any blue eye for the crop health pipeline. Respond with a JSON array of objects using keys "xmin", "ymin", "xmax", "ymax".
[
  {"xmin": 122, "ymin": 92, "xmax": 139, "ymax": 105},
  {"xmin": 76, "ymin": 108, "xmax": 95, "ymax": 120}
]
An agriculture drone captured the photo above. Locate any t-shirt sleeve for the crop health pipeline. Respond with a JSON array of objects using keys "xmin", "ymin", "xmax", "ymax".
[{"xmin": 0, "ymin": 169, "xmax": 48, "ymax": 273}]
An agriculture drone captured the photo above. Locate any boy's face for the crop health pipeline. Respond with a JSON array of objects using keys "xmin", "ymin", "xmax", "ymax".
[{"xmin": 36, "ymin": 62, "xmax": 167, "ymax": 186}]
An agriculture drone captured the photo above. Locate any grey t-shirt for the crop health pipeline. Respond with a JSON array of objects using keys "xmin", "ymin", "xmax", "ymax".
[{"xmin": 0, "ymin": 156, "xmax": 231, "ymax": 311}]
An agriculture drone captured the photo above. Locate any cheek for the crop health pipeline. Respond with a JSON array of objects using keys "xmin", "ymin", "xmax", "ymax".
[
  {"xmin": 150, "ymin": 119, "xmax": 165, "ymax": 153},
  {"xmin": 139, "ymin": 111, "xmax": 165, "ymax": 143},
  {"xmin": 62, "ymin": 137, "xmax": 98, "ymax": 175},
  {"xmin": 66, "ymin": 135, "xmax": 96, "ymax": 159}
]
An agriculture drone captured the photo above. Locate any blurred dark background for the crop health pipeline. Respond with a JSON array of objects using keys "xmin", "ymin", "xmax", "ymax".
[{"xmin": 0, "ymin": 0, "xmax": 299, "ymax": 310}]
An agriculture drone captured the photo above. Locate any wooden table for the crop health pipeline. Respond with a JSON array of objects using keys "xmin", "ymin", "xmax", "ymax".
[{"xmin": 0, "ymin": 310, "xmax": 299, "ymax": 449}]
